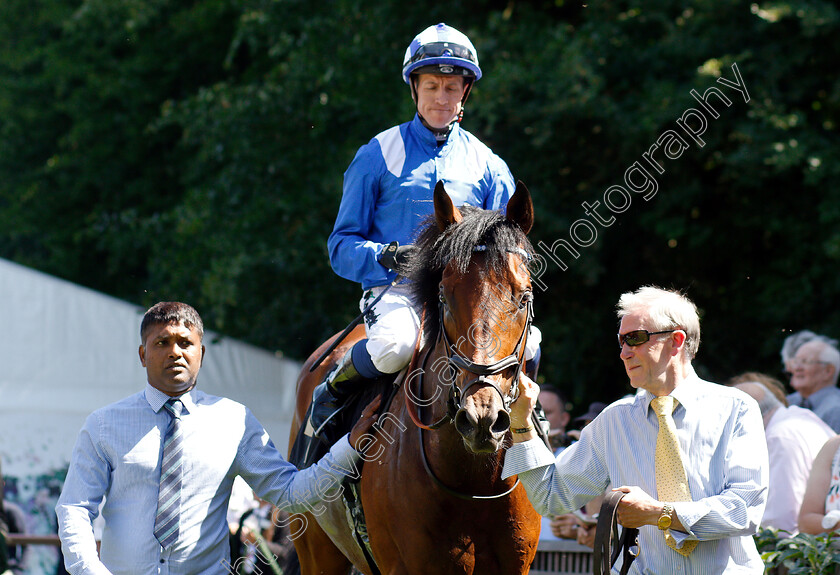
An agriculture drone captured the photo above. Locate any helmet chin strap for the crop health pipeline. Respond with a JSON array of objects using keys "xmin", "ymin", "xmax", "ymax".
[{"xmin": 412, "ymin": 78, "xmax": 474, "ymax": 144}]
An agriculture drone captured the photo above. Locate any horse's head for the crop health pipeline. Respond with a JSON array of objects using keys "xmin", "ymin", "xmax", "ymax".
[{"xmin": 410, "ymin": 180, "xmax": 535, "ymax": 454}]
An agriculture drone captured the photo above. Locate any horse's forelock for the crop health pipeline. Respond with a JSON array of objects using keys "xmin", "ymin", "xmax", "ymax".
[{"xmin": 406, "ymin": 206, "xmax": 534, "ymax": 341}]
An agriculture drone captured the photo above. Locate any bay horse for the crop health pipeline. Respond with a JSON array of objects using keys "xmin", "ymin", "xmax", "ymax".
[{"xmin": 287, "ymin": 180, "xmax": 541, "ymax": 575}]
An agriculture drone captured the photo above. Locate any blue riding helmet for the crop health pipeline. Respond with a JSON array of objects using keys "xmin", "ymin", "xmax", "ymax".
[{"xmin": 402, "ymin": 23, "xmax": 482, "ymax": 84}]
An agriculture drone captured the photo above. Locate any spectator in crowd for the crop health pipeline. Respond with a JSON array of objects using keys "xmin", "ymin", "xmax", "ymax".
[
  {"xmin": 566, "ymin": 401, "xmax": 607, "ymax": 442},
  {"xmin": 535, "ymin": 386, "xmax": 575, "ymax": 542},
  {"xmin": 503, "ymin": 286, "xmax": 768, "ymax": 573},
  {"xmin": 0, "ymin": 501, "xmax": 25, "ymax": 575},
  {"xmin": 731, "ymin": 378, "xmax": 833, "ymax": 534},
  {"xmin": 729, "ymin": 371, "xmax": 789, "ymax": 407},
  {"xmin": 539, "ymin": 386, "xmax": 572, "ymax": 452},
  {"xmin": 232, "ymin": 496, "xmax": 292, "ymax": 574},
  {"xmin": 787, "ymin": 339, "xmax": 840, "ymax": 432},
  {"xmin": 798, "ymin": 434, "xmax": 840, "ymax": 535},
  {"xmin": 550, "ymin": 400, "xmax": 607, "ymax": 544},
  {"xmin": 56, "ymin": 301, "xmax": 380, "ymax": 575},
  {"xmin": 780, "ymin": 330, "xmax": 838, "ymax": 375}
]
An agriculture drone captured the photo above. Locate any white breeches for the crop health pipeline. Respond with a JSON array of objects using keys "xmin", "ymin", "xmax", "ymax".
[{"xmin": 361, "ymin": 283, "xmax": 541, "ymax": 375}]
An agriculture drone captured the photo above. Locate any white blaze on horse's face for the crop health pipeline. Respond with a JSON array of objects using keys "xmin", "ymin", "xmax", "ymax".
[{"xmin": 443, "ymin": 253, "xmax": 533, "ymax": 454}]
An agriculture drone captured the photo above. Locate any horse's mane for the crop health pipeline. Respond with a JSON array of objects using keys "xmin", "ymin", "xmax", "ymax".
[{"xmin": 404, "ymin": 205, "xmax": 534, "ymax": 343}]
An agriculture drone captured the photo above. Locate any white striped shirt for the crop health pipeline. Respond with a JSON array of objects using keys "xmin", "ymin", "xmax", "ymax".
[{"xmin": 503, "ymin": 376, "xmax": 768, "ymax": 574}]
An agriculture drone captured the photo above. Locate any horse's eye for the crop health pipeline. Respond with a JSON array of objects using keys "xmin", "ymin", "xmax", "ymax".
[{"xmin": 519, "ymin": 291, "xmax": 533, "ymax": 308}]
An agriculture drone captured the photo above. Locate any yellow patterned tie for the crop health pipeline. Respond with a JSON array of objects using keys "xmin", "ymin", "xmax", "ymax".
[{"xmin": 651, "ymin": 396, "xmax": 697, "ymax": 556}]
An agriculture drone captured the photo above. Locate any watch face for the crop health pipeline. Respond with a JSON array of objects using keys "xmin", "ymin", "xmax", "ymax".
[{"xmin": 658, "ymin": 504, "xmax": 673, "ymax": 530}]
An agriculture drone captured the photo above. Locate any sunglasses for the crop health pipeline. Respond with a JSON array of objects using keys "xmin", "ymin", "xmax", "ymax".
[{"xmin": 617, "ymin": 329, "xmax": 676, "ymax": 349}]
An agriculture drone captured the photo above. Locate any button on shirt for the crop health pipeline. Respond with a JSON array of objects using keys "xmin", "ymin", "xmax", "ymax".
[
  {"xmin": 502, "ymin": 377, "xmax": 769, "ymax": 574},
  {"xmin": 786, "ymin": 386, "xmax": 840, "ymax": 432},
  {"xmin": 56, "ymin": 384, "xmax": 362, "ymax": 575}
]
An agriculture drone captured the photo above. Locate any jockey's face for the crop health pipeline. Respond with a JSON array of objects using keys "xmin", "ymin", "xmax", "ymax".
[{"xmin": 413, "ymin": 74, "xmax": 467, "ymax": 130}]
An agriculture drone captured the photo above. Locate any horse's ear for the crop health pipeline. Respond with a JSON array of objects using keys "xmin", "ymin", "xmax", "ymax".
[
  {"xmin": 506, "ymin": 181, "xmax": 533, "ymax": 235},
  {"xmin": 434, "ymin": 180, "xmax": 463, "ymax": 231}
]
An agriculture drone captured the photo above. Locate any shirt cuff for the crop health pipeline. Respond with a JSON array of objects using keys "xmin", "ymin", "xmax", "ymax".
[
  {"xmin": 502, "ymin": 437, "xmax": 556, "ymax": 480},
  {"xmin": 672, "ymin": 502, "xmax": 702, "ymax": 539},
  {"xmin": 330, "ymin": 434, "xmax": 361, "ymax": 469}
]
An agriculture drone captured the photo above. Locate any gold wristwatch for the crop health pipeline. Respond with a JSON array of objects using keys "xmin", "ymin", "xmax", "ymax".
[{"xmin": 658, "ymin": 503, "xmax": 674, "ymax": 530}]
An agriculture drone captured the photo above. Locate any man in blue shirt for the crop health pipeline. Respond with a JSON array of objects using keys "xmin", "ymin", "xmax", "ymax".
[
  {"xmin": 310, "ymin": 23, "xmax": 541, "ymax": 437},
  {"xmin": 786, "ymin": 339, "xmax": 840, "ymax": 432},
  {"xmin": 56, "ymin": 302, "xmax": 379, "ymax": 575},
  {"xmin": 503, "ymin": 286, "xmax": 769, "ymax": 574}
]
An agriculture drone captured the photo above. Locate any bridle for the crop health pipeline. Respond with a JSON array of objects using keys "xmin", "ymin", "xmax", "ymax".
[
  {"xmin": 404, "ymin": 246, "xmax": 533, "ymax": 500},
  {"xmin": 438, "ymin": 278, "xmax": 533, "ymax": 420},
  {"xmin": 407, "ymin": 246, "xmax": 533, "ymax": 430}
]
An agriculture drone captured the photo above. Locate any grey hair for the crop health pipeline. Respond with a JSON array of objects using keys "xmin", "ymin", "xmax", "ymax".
[
  {"xmin": 781, "ymin": 330, "xmax": 839, "ymax": 364},
  {"xmin": 616, "ymin": 286, "xmax": 701, "ymax": 359},
  {"xmin": 748, "ymin": 382, "xmax": 783, "ymax": 419},
  {"xmin": 813, "ymin": 341, "xmax": 840, "ymax": 385}
]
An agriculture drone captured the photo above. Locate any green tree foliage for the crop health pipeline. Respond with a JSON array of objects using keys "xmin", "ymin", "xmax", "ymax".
[{"xmin": 1, "ymin": 0, "xmax": 839, "ymax": 409}]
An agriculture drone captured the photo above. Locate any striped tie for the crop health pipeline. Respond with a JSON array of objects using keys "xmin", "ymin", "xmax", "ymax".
[
  {"xmin": 155, "ymin": 399, "xmax": 184, "ymax": 548},
  {"xmin": 652, "ymin": 396, "xmax": 697, "ymax": 556}
]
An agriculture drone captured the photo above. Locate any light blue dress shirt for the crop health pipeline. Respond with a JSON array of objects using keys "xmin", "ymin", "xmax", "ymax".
[
  {"xmin": 502, "ymin": 376, "xmax": 769, "ymax": 574},
  {"xmin": 56, "ymin": 384, "xmax": 361, "ymax": 575},
  {"xmin": 787, "ymin": 385, "xmax": 840, "ymax": 432}
]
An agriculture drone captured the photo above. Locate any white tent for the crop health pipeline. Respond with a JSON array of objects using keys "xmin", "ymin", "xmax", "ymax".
[{"xmin": 0, "ymin": 257, "xmax": 302, "ymax": 555}]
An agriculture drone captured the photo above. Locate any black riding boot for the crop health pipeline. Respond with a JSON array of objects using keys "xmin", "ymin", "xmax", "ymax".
[{"xmin": 308, "ymin": 348, "xmax": 366, "ymax": 439}]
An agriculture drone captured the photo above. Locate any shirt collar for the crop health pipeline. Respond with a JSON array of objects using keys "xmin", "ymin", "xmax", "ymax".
[
  {"xmin": 806, "ymin": 385, "xmax": 840, "ymax": 403},
  {"xmin": 641, "ymin": 371, "xmax": 702, "ymax": 416},
  {"xmin": 410, "ymin": 113, "xmax": 460, "ymax": 149},
  {"xmin": 144, "ymin": 382, "xmax": 195, "ymax": 415}
]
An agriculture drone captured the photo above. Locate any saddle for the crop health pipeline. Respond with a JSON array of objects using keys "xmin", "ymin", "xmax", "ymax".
[
  {"xmin": 288, "ymin": 365, "xmax": 399, "ymax": 466},
  {"xmin": 593, "ymin": 491, "xmax": 640, "ymax": 575}
]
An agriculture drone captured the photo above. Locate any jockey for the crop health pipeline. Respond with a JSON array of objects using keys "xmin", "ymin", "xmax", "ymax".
[{"xmin": 309, "ymin": 23, "xmax": 542, "ymax": 438}]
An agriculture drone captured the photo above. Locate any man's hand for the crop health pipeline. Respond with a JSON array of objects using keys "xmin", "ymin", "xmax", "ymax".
[
  {"xmin": 378, "ymin": 241, "xmax": 417, "ymax": 273},
  {"xmin": 613, "ymin": 486, "xmax": 673, "ymax": 529},
  {"xmin": 510, "ymin": 373, "xmax": 539, "ymax": 429},
  {"xmin": 550, "ymin": 514, "xmax": 581, "ymax": 539},
  {"xmin": 349, "ymin": 395, "xmax": 383, "ymax": 447},
  {"xmin": 577, "ymin": 523, "xmax": 596, "ymax": 548}
]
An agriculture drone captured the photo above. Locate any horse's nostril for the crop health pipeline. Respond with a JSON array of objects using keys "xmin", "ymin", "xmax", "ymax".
[
  {"xmin": 492, "ymin": 410, "xmax": 510, "ymax": 435},
  {"xmin": 454, "ymin": 408, "xmax": 477, "ymax": 437}
]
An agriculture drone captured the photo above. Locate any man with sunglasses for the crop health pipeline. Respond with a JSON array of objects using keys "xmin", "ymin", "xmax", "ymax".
[
  {"xmin": 308, "ymin": 23, "xmax": 541, "ymax": 441},
  {"xmin": 502, "ymin": 286, "xmax": 769, "ymax": 574}
]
